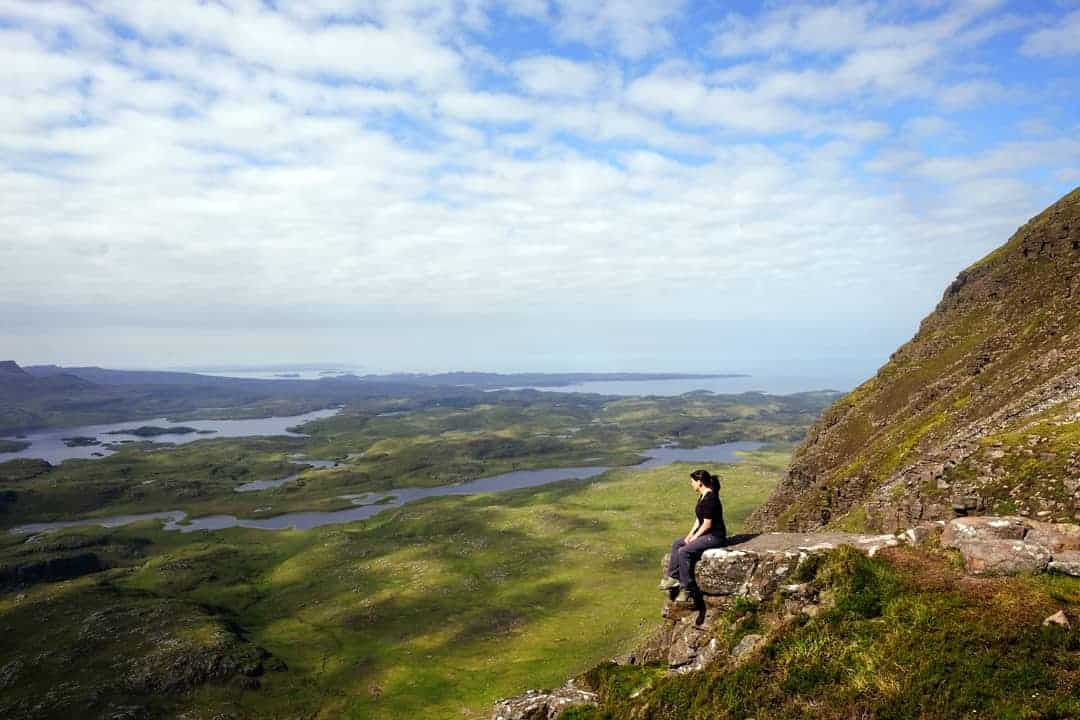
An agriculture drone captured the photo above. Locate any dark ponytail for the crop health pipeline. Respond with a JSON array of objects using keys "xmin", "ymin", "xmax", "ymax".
[{"xmin": 690, "ymin": 468, "xmax": 720, "ymax": 493}]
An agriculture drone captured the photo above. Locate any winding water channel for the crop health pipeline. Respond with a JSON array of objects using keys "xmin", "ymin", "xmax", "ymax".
[
  {"xmin": 234, "ymin": 457, "xmax": 341, "ymax": 492},
  {"xmin": 10, "ymin": 441, "xmax": 765, "ymax": 535}
]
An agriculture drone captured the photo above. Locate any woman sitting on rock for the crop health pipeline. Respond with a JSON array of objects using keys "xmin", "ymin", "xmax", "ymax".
[{"xmin": 659, "ymin": 468, "xmax": 727, "ymax": 602}]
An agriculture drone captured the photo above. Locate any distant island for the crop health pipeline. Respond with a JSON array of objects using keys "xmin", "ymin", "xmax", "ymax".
[
  {"xmin": 0, "ymin": 439, "xmax": 30, "ymax": 453},
  {"xmin": 61, "ymin": 436, "xmax": 101, "ymax": 447},
  {"xmin": 105, "ymin": 426, "xmax": 218, "ymax": 438}
]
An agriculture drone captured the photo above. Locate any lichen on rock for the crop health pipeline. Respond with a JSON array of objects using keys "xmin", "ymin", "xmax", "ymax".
[{"xmin": 491, "ymin": 683, "xmax": 599, "ymax": 720}]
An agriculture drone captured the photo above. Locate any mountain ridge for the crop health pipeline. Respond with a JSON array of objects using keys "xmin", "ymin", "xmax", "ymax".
[
  {"xmin": 0, "ymin": 361, "xmax": 29, "ymax": 377},
  {"xmin": 748, "ymin": 186, "xmax": 1080, "ymax": 533}
]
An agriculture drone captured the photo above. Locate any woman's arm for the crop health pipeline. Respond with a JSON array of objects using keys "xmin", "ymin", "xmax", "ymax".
[
  {"xmin": 687, "ymin": 518, "xmax": 712, "ymax": 542},
  {"xmin": 684, "ymin": 519, "xmax": 701, "ymax": 543}
]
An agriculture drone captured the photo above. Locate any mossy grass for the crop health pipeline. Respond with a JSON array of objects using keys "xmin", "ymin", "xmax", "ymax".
[
  {"xmin": 572, "ymin": 546, "xmax": 1080, "ymax": 720},
  {"xmin": 0, "ymin": 447, "xmax": 788, "ymax": 719}
]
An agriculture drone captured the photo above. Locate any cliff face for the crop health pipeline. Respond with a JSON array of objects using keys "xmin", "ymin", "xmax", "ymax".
[{"xmin": 749, "ymin": 187, "xmax": 1080, "ymax": 533}]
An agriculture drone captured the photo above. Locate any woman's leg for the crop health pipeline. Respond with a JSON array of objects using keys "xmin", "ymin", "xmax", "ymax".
[
  {"xmin": 667, "ymin": 538, "xmax": 686, "ymax": 578},
  {"xmin": 676, "ymin": 535, "xmax": 725, "ymax": 588}
]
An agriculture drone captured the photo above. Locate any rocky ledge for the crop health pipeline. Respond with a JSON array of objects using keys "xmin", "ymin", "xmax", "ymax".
[
  {"xmin": 492, "ymin": 517, "xmax": 1080, "ymax": 719},
  {"xmin": 940, "ymin": 515, "xmax": 1080, "ymax": 575},
  {"xmin": 685, "ymin": 531, "xmax": 902, "ymax": 599}
]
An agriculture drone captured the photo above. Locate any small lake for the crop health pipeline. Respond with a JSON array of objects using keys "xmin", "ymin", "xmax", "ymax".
[
  {"xmin": 10, "ymin": 441, "xmax": 765, "ymax": 535},
  {"xmin": 509, "ymin": 375, "xmax": 858, "ymax": 396},
  {"xmin": 0, "ymin": 408, "xmax": 342, "ymax": 465}
]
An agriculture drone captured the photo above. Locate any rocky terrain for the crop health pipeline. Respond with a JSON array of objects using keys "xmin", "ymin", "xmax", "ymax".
[
  {"xmin": 749, "ymin": 187, "xmax": 1080, "ymax": 533},
  {"xmin": 496, "ymin": 517, "xmax": 1080, "ymax": 719},
  {"xmin": 0, "ymin": 530, "xmax": 283, "ymax": 720}
]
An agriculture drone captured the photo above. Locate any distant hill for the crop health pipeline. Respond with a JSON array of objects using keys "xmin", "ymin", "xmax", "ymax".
[
  {"xmin": 3, "ymin": 363, "xmax": 601, "ymax": 435},
  {"xmin": 24, "ymin": 365, "xmax": 251, "ymax": 386},
  {"xmin": 0, "ymin": 364, "xmax": 760, "ymax": 436},
  {"xmin": 0, "ymin": 361, "xmax": 29, "ymax": 378},
  {"xmin": 0, "ymin": 361, "xmax": 94, "ymax": 393},
  {"xmin": 749, "ymin": 187, "xmax": 1080, "ymax": 532}
]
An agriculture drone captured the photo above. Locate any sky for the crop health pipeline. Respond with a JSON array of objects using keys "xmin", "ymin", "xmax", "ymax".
[{"xmin": 1, "ymin": 0, "xmax": 1077, "ymax": 380}]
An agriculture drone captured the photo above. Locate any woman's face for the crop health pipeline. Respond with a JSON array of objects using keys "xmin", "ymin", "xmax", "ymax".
[{"xmin": 690, "ymin": 477, "xmax": 703, "ymax": 493}]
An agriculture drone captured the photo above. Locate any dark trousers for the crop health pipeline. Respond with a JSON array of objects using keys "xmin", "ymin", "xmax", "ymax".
[{"xmin": 668, "ymin": 535, "xmax": 726, "ymax": 589}]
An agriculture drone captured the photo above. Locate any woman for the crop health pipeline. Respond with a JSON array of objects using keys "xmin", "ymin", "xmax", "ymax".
[{"xmin": 659, "ymin": 468, "xmax": 727, "ymax": 602}]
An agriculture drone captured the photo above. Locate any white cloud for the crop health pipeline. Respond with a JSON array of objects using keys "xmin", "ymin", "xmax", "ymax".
[
  {"xmin": 705, "ymin": 1, "xmax": 1025, "ymax": 112},
  {"xmin": 711, "ymin": 0, "xmax": 1008, "ymax": 57},
  {"xmin": 1020, "ymin": 10, "xmax": 1080, "ymax": 56},
  {"xmin": 513, "ymin": 56, "xmax": 604, "ymax": 97},
  {"xmin": 98, "ymin": 0, "xmax": 465, "ymax": 88},
  {"xmin": 712, "ymin": 3, "xmax": 874, "ymax": 57},
  {"xmin": 0, "ymin": 0, "xmax": 1077, "ymax": 371},
  {"xmin": 937, "ymin": 78, "xmax": 1010, "ymax": 109},
  {"xmin": 627, "ymin": 65, "xmax": 836, "ymax": 135},
  {"xmin": 912, "ymin": 138, "xmax": 1080, "ymax": 182},
  {"xmin": 904, "ymin": 115, "xmax": 956, "ymax": 138},
  {"xmin": 438, "ymin": 90, "xmax": 537, "ymax": 124},
  {"xmin": 546, "ymin": 0, "xmax": 686, "ymax": 58}
]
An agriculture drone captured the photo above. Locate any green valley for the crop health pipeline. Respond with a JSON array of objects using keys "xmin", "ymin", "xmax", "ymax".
[
  {"xmin": 0, "ymin": 388, "xmax": 822, "ymax": 719},
  {"xmin": 1, "ymin": 391, "xmax": 829, "ymax": 529}
]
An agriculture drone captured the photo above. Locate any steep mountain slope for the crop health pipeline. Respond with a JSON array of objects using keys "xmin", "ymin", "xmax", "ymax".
[{"xmin": 749, "ymin": 187, "xmax": 1080, "ymax": 533}]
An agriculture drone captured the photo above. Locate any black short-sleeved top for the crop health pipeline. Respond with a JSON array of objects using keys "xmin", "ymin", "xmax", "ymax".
[{"xmin": 695, "ymin": 491, "xmax": 727, "ymax": 540}]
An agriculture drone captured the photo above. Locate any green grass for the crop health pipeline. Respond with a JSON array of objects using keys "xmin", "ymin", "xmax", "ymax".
[
  {"xmin": 571, "ymin": 547, "xmax": 1080, "ymax": 720},
  {"xmin": 0, "ymin": 448, "xmax": 788, "ymax": 720}
]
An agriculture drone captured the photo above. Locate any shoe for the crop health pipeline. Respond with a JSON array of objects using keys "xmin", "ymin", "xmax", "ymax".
[
  {"xmin": 658, "ymin": 576, "xmax": 680, "ymax": 591},
  {"xmin": 673, "ymin": 588, "xmax": 693, "ymax": 603}
]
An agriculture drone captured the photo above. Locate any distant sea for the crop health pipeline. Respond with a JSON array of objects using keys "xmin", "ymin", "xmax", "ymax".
[
  {"xmin": 509, "ymin": 374, "xmax": 861, "ymax": 396},
  {"xmin": 181, "ymin": 366, "xmax": 862, "ymax": 396}
]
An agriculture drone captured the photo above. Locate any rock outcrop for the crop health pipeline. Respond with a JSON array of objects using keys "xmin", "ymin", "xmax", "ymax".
[
  {"xmin": 660, "ymin": 519, "xmax": 1080, "ymax": 670},
  {"xmin": 491, "ymin": 683, "xmax": 599, "ymax": 720},
  {"xmin": 749, "ymin": 188, "xmax": 1080, "ymax": 533},
  {"xmin": 649, "ymin": 531, "xmax": 905, "ymax": 673},
  {"xmin": 687, "ymin": 532, "xmax": 900, "ymax": 597},
  {"xmin": 493, "ymin": 517, "xmax": 1080, "ymax": 718},
  {"xmin": 493, "ymin": 532, "xmax": 899, "ymax": 717},
  {"xmin": 941, "ymin": 515, "xmax": 1080, "ymax": 575}
]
